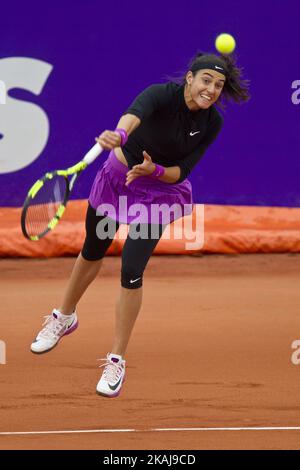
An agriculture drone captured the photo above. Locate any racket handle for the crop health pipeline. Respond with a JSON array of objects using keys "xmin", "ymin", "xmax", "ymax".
[{"xmin": 82, "ymin": 143, "xmax": 103, "ymax": 165}]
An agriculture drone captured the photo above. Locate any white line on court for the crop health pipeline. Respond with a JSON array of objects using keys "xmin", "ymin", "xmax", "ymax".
[{"xmin": 1, "ymin": 426, "xmax": 300, "ymax": 436}]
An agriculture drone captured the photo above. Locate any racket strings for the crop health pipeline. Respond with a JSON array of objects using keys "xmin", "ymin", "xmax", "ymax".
[{"xmin": 24, "ymin": 175, "xmax": 68, "ymax": 238}]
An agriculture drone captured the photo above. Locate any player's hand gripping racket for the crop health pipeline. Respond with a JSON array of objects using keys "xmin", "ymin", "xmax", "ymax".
[{"xmin": 21, "ymin": 143, "xmax": 103, "ymax": 241}]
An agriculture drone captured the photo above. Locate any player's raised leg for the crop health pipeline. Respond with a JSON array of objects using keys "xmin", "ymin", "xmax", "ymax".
[
  {"xmin": 31, "ymin": 206, "xmax": 118, "ymax": 354},
  {"xmin": 59, "ymin": 253, "xmax": 104, "ymax": 315}
]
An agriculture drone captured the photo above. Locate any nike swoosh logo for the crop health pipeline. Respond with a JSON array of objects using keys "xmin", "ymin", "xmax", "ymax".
[
  {"xmin": 67, "ymin": 319, "xmax": 75, "ymax": 329},
  {"xmin": 215, "ymin": 66, "xmax": 224, "ymax": 70},
  {"xmin": 189, "ymin": 131, "xmax": 201, "ymax": 136},
  {"xmin": 130, "ymin": 278, "xmax": 141, "ymax": 284},
  {"xmin": 108, "ymin": 376, "xmax": 123, "ymax": 391}
]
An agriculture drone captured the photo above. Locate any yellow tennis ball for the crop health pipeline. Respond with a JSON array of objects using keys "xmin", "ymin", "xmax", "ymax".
[{"xmin": 215, "ymin": 33, "xmax": 236, "ymax": 54}]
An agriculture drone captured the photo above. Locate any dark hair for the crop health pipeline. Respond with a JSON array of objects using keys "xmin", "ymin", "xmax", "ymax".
[{"xmin": 168, "ymin": 51, "xmax": 250, "ymax": 108}]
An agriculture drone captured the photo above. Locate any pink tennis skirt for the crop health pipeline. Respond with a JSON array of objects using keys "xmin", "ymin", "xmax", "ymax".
[{"xmin": 88, "ymin": 150, "xmax": 193, "ymax": 225}]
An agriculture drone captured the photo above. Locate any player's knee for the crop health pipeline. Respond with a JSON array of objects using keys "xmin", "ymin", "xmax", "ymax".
[
  {"xmin": 121, "ymin": 268, "xmax": 143, "ymax": 289},
  {"xmin": 81, "ymin": 238, "xmax": 105, "ymax": 261}
]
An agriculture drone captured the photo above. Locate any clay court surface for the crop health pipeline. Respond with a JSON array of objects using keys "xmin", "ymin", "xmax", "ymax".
[{"xmin": 1, "ymin": 254, "xmax": 300, "ymax": 450}]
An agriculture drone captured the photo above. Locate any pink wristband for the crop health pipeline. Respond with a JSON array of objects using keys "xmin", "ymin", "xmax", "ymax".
[
  {"xmin": 115, "ymin": 128, "xmax": 128, "ymax": 146},
  {"xmin": 151, "ymin": 163, "xmax": 165, "ymax": 179}
]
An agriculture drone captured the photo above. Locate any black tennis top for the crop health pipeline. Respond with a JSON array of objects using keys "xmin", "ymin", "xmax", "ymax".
[{"xmin": 122, "ymin": 82, "xmax": 223, "ymax": 183}]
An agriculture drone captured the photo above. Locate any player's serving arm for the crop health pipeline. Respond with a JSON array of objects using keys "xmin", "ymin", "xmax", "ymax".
[{"xmin": 96, "ymin": 113, "xmax": 182, "ymax": 184}]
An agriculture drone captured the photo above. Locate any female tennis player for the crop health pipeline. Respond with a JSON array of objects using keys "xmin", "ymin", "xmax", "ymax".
[{"xmin": 30, "ymin": 52, "xmax": 249, "ymax": 398}]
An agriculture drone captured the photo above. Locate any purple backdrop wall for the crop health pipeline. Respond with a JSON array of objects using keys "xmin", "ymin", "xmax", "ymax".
[{"xmin": 0, "ymin": 0, "xmax": 299, "ymax": 207}]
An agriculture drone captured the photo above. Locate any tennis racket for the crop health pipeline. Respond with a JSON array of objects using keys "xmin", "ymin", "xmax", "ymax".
[{"xmin": 21, "ymin": 142, "xmax": 103, "ymax": 241}]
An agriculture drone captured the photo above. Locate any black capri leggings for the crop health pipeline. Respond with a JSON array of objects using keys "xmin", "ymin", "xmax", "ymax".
[{"xmin": 81, "ymin": 204, "xmax": 166, "ymax": 289}]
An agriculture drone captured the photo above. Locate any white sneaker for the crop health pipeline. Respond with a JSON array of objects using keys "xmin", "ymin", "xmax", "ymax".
[
  {"xmin": 96, "ymin": 353, "xmax": 126, "ymax": 398},
  {"xmin": 30, "ymin": 309, "xmax": 78, "ymax": 354}
]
